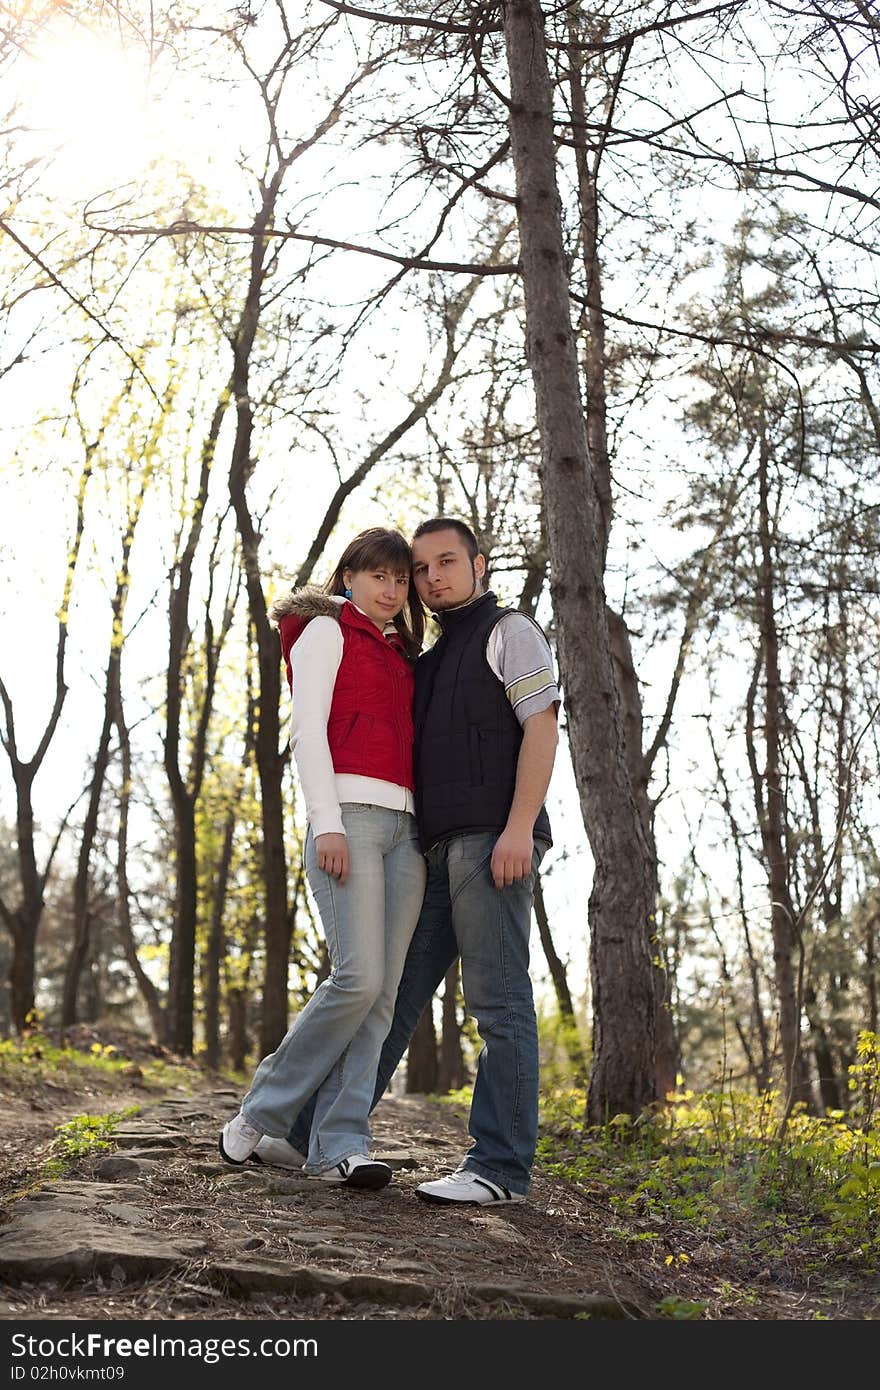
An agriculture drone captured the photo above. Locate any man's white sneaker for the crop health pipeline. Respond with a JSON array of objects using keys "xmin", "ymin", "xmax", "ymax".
[
  {"xmin": 315, "ymin": 1154, "xmax": 392, "ymax": 1189},
  {"xmin": 218, "ymin": 1112, "xmax": 263, "ymax": 1165},
  {"xmin": 415, "ymin": 1169, "xmax": 525, "ymax": 1205},
  {"xmin": 249, "ymin": 1135, "xmax": 307, "ymax": 1170}
]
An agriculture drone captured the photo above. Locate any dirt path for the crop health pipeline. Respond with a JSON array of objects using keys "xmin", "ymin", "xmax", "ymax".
[
  {"xmin": 2, "ymin": 1075, "xmax": 877, "ymax": 1323},
  {"xmin": 0, "ymin": 1080, "xmax": 654, "ymax": 1321}
]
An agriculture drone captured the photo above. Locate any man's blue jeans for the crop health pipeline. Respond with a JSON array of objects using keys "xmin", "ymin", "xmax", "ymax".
[{"xmin": 288, "ymin": 831, "xmax": 546, "ymax": 1196}]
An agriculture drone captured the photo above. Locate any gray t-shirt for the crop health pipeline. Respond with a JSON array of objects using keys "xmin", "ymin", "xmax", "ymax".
[{"xmin": 486, "ymin": 613, "xmax": 561, "ymax": 726}]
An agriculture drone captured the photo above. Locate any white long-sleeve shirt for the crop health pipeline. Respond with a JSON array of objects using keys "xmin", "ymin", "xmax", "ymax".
[{"xmin": 288, "ymin": 611, "xmax": 415, "ymax": 837}]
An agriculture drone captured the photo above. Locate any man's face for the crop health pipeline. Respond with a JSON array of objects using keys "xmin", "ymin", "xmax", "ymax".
[{"xmin": 411, "ymin": 528, "xmax": 485, "ymax": 611}]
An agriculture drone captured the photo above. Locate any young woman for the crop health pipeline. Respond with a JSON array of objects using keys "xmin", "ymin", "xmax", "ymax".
[{"xmin": 219, "ymin": 527, "xmax": 426, "ymax": 1188}]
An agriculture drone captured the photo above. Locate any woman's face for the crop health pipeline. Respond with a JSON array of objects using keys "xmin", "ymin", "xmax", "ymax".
[{"xmin": 344, "ymin": 564, "xmax": 411, "ymax": 629}]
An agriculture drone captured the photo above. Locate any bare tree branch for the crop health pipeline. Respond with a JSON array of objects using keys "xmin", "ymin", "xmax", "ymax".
[
  {"xmin": 82, "ymin": 214, "xmax": 519, "ymax": 275},
  {"xmin": 0, "ymin": 217, "xmax": 162, "ymax": 402}
]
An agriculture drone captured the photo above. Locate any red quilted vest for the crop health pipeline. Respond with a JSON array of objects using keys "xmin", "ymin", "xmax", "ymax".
[{"xmin": 277, "ymin": 599, "xmax": 415, "ymax": 791}]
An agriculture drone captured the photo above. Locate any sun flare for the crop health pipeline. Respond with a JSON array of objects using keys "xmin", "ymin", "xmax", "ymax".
[{"xmin": 24, "ymin": 27, "xmax": 159, "ymax": 194}]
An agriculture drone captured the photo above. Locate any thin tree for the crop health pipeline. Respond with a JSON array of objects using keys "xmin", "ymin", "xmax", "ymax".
[{"xmin": 0, "ymin": 402, "xmax": 109, "ymax": 1030}]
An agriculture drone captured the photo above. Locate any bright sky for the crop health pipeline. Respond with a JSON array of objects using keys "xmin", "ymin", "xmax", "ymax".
[{"xmin": 15, "ymin": 19, "xmax": 225, "ymax": 198}]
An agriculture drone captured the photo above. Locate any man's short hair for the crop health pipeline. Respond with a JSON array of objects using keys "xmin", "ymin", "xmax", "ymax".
[{"xmin": 412, "ymin": 516, "xmax": 479, "ymax": 561}]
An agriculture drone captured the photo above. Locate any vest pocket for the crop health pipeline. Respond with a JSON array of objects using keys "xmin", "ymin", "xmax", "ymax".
[
  {"xmin": 468, "ymin": 724, "xmax": 483, "ymax": 785},
  {"xmin": 329, "ymin": 712, "xmax": 359, "ymax": 746}
]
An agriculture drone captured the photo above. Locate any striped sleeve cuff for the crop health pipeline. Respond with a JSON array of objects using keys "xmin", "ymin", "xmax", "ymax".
[{"xmin": 505, "ymin": 666, "xmax": 556, "ymax": 712}]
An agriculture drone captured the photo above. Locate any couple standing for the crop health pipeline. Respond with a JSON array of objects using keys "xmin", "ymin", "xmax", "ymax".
[{"xmin": 219, "ymin": 517, "xmax": 560, "ymax": 1205}]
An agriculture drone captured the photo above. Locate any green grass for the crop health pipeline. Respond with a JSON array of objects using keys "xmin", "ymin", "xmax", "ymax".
[
  {"xmin": 0, "ymin": 1031, "xmax": 198, "ymax": 1095},
  {"xmin": 424, "ymin": 1036, "xmax": 880, "ymax": 1281},
  {"xmin": 42, "ymin": 1107, "xmax": 142, "ymax": 1179},
  {"xmin": 430, "ymin": 1084, "xmax": 473, "ymax": 1109},
  {"xmin": 534, "ymin": 1030, "xmax": 880, "ymax": 1314},
  {"xmin": 0, "ymin": 1030, "xmax": 204, "ymax": 1202}
]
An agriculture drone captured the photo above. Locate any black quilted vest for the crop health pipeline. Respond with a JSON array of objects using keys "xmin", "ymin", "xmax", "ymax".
[{"xmin": 413, "ymin": 591, "xmax": 553, "ymax": 851}]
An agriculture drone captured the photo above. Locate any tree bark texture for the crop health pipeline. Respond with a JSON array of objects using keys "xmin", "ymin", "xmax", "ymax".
[
  {"xmin": 606, "ymin": 609, "xmax": 678, "ymax": 1099},
  {"xmin": 568, "ymin": 23, "xmax": 675, "ymax": 1101},
  {"xmin": 502, "ymin": 0, "xmax": 656, "ymax": 1121},
  {"xmin": 227, "ymin": 989, "xmax": 250, "ymax": 1074},
  {"xmin": 405, "ymin": 1003, "xmax": 439, "ymax": 1094}
]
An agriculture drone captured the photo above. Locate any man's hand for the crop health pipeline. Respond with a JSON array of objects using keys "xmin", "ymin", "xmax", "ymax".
[
  {"xmin": 489, "ymin": 705, "xmax": 557, "ymax": 889},
  {"xmin": 490, "ymin": 827, "xmax": 534, "ymax": 889},
  {"xmin": 315, "ymin": 832, "xmax": 350, "ymax": 884}
]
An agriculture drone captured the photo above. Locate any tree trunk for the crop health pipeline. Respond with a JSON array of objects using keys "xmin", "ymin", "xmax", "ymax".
[
  {"xmin": 5, "ymin": 771, "xmax": 41, "ymax": 1032},
  {"xmin": 111, "ymin": 658, "xmax": 165, "ymax": 1041},
  {"xmin": 62, "ymin": 414, "xmax": 159, "ymax": 1034},
  {"xmin": 227, "ymin": 989, "xmax": 249, "ymax": 1074},
  {"xmin": 606, "ymin": 610, "xmax": 677, "ymax": 1100},
  {"xmin": 803, "ymin": 983, "xmax": 842, "ymax": 1113},
  {"xmin": 0, "ymin": 439, "xmax": 91, "ymax": 1031},
  {"xmin": 568, "ymin": 29, "xmax": 672, "ymax": 1102},
  {"xmin": 8, "ymin": 904, "xmax": 37, "ymax": 1033},
  {"xmin": 203, "ymin": 811, "xmax": 235, "ymax": 1071},
  {"xmin": 60, "ymin": 703, "xmax": 114, "ymax": 1031},
  {"xmin": 226, "ymin": 186, "xmax": 291, "ymax": 1061},
  {"xmin": 437, "ymin": 962, "xmax": 465, "ymax": 1093},
  {"xmin": 502, "ymin": 0, "xmax": 656, "ymax": 1122},
  {"xmin": 81, "ymin": 926, "xmax": 102, "ymax": 1023},
  {"xmin": 166, "ymin": 807, "xmax": 198, "ymax": 1054},
  {"xmin": 755, "ymin": 419, "xmax": 811, "ymax": 1110},
  {"xmin": 405, "ymin": 1004, "xmax": 438, "ymax": 1094},
  {"xmin": 533, "ymin": 873, "xmax": 586, "ymax": 1081},
  {"xmin": 708, "ymin": 715, "xmax": 773, "ymax": 1091},
  {"xmin": 164, "ymin": 390, "xmax": 231, "ymax": 1056}
]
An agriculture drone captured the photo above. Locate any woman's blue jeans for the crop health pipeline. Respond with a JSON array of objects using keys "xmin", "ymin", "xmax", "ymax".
[
  {"xmin": 288, "ymin": 831, "xmax": 546, "ymax": 1195},
  {"xmin": 240, "ymin": 805, "xmax": 426, "ymax": 1175}
]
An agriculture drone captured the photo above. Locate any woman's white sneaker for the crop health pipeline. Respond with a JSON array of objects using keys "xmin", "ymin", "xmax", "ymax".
[
  {"xmin": 415, "ymin": 1169, "xmax": 525, "ymax": 1204},
  {"xmin": 316, "ymin": 1154, "xmax": 392, "ymax": 1189},
  {"xmin": 218, "ymin": 1112, "xmax": 263, "ymax": 1165},
  {"xmin": 249, "ymin": 1135, "xmax": 307, "ymax": 1169}
]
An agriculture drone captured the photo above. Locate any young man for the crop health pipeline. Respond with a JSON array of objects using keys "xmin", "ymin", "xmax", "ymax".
[{"xmin": 261, "ymin": 517, "xmax": 560, "ymax": 1204}]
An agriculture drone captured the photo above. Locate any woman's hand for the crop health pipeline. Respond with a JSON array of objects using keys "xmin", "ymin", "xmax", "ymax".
[{"xmin": 315, "ymin": 832, "xmax": 350, "ymax": 885}]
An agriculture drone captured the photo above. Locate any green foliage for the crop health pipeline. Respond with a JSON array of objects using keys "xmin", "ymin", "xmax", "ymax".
[
  {"xmin": 847, "ymin": 1029, "xmax": 880, "ymax": 1131},
  {"xmin": 0, "ymin": 1032, "xmax": 194, "ymax": 1095},
  {"xmin": 431, "ymin": 1084, "xmax": 473, "ymax": 1111},
  {"xmin": 656, "ymin": 1296, "xmax": 706, "ymax": 1320},
  {"xmin": 536, "ymin": 1002, "xmax": 588, "ymax": 1088},
  {"xmin": 43, "ymin": 1107, "xmax": 140, "ymax": 1178},
  {"xmin": 536, "ymin": 1036, "xmax": 880, "ymax": 1307}
]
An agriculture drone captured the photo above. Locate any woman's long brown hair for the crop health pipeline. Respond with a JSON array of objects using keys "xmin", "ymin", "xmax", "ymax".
[{"xmin": 323, "ymin": 527, "xmax": 424, "ymax": 662}]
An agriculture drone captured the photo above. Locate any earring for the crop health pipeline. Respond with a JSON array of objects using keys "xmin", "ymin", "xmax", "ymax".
[{"xmin": 344, "ymin": 587, "xmax": 352, "ymax": 599}]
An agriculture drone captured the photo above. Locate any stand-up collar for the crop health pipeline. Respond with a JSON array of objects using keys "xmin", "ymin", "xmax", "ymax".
[{"xmin": 434, "ymin": 590, "xmax": 498, "ymax": 632}]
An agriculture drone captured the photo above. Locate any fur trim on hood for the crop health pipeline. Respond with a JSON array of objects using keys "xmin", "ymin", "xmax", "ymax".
[{"xmin": 268, "ymin": 586, "xmax": 344, "ymax": 628}]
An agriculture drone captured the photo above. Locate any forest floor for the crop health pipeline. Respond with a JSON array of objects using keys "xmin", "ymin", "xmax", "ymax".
[{"xmin": 0, "ymin": 1025, "xmax": 877, "ymax": 1325}]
